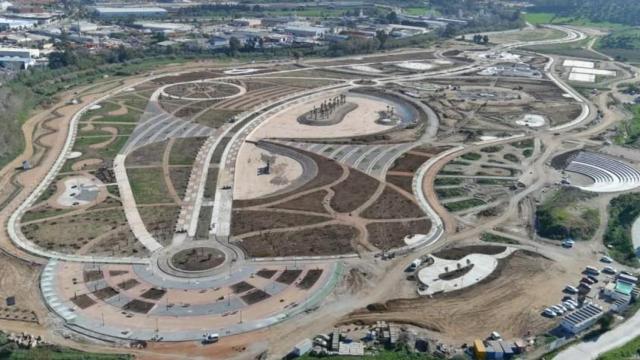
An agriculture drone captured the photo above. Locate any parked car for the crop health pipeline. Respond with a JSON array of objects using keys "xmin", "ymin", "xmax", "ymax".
[
  {"xmin": 602, "ymin": 266, "xmax": 617, "ymax": 275},
  {"xmin": 600, "ymin": 256, "xmax": 613, "ymax": 263},
  {"xmin": 563, "ymin": 302, "xmax": 576, "ymax": 311},
  {"xmin": 550, "ymin": 305, "xmax": 564, "ymax": 315},
  {"xmin": 564, "ymin": 285, "xmax": 579, "ymax": 294},
  {"xmin": 585, "ymin": 266, "xmax": 600, "ymax": 276},
  {"xmin": 562, "ymin": 239, "xmax": 575, "ymax": 248},
  {"xmin": 587, "ymin": 275, "xmax": 599, "ymax": 283},
  {"xmin": 581, "ymin": 277, "xmax": 595, "ymax": 285},
  {"xmin": 543, "ymin": 308, "xmax": 557, "ymax": 317}
]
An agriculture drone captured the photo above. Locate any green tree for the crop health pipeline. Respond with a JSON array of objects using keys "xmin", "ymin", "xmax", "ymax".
[
  {"xmin": 376, "ymin": 30, "xmax": 389, "ymax": 49},
  {"xmin": 228, "ymin": 36, "xmax": 242, "ymax": 55}
]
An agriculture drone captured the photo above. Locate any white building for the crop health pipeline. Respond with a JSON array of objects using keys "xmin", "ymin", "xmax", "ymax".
[
  {"xmin": 283, "ymin": 24, "xmax": 327, "ymax": 39},
  {"xmin": 134, "ymin": 21, "xmax": 193, "ymax": 33},
  {"xmin": 94, "ymin": 7, "xmax": 167, "ymax": 18},
  {"xmin": 560, "ymin": 303, "xmax": 604, "ymax": 334},
  {"xmin": 0, "ymin": 46, "xmax": 39, "ymax": 68},
  {"xmin": 0, "ymin": 17, "xmax": 36, "ymax": 30},
  {"xmin": 70, "ymin": 21, "xmax": 98, "ymax": 33},
  {"xmin": 231, "ymin": 18, "xmax": 261, "ymax": 27}
]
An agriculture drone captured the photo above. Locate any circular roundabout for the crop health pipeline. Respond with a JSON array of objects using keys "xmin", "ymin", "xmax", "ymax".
[{"xmin": 160, "ymin": 81, "xmax": 246, "ymax": 101}]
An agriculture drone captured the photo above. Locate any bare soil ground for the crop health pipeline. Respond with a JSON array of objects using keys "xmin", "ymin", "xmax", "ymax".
[
  {"xmin": 231, "ymin": 210, "xmax": 331, "ymax": 236},
  {"xmin": 366, "ymin": 219, "xmax": 432, "ymax": 250},
  {"xmin": 330, "ymin": 169, "xmax": 380, "ymax": 213},
  {"xmin": 389, "ymin": 153, "xmax": 431, "ymax": 173},
  {"xmin": 298, "ymin": 269, "xmax": 323, "ymax": 289},
  {"xmin": 237, "ymin": 224, "xmax": 358, "ymax": 257},
  {"xmin": 342, "ymin": 251, "xmax": 562, "ymax": 343},
  {"xmin": 362, "ymin": 186, "xmax": 424, "ymax": 219},
  {"xmin": 233, "ymin": 149, "xmax": 344, "ymax": 208},
  {"xmin": 270, "ymin": 190, "xmax": 329, "ymax": 214},
  {"xmin": 241, "ymin": 289, "xmax": 271, "ymax": 305},
  {"xmin": 386, "ymin": 174, "xmax": 414, "ymax": 194}
]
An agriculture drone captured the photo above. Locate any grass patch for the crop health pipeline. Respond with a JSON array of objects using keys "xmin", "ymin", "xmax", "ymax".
[
  {"xmin": 436, "ymin": 187, "xmax": 468, "ymax": 199},
  {"xmin": 503, "ymin": 153, "xmax": 519, "ymax": 162},
  {"xmin": 434, "ymin": 177, "xmax": 463, "ymax": 186},
  {"xmin": 597, "ymin": 334, "xmax": 640, "ymax": 360},
  {"xmin": 536, "ymin": 188, "xmax": 599, "ymax": 241},
  {"xmin": 523, "ymin": 148, "xmax": 533, "ymax": 158},
  {"xmin": 461, "ymin": 152, "xmax": 482, "ymax": 161},
  {"xmin": 614, "ymin": 104, "xmax": 640, "ymax": 147},
  {"xmin": 444, "ymin": 198, "xmax": 486, "ymax": 212},
  {"xmin": 127, "ymin": 167, "xmax": 173, "ymax": 204}
]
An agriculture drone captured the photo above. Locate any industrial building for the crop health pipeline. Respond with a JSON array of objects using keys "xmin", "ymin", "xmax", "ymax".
[
  {"xmin": 93, "ymin": 7, "xmax": 167, "ymax": 19},
  {"xmin": 560, "ymin": 303, "xmax": 604, "ymax": 334},
  {"xmin": 283, "ymin": 24, "xmax": 328, "ymax": 39},
  {"xmin": 0, "ymin": 17, "xmax": 36, "ymax": 30},
  {"xmin": 0, "ymin": 46, "xmax": 38, "ymax": 68}
]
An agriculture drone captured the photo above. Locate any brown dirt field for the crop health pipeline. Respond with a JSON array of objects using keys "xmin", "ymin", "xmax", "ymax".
[
  {"xmin": 298, "ymin": 269, "xmax": 323, "ymax": 289},
  {"xmin": 71, "ymin": 294, "xmax": 96, "ymax": 309},
  {"xmin": 238, "ymin": 224, "xmax": 358, "ymax": 257},
  {"xmin": 342, "ymin": 251, "xmax": 561, "ymax": 343},
  {"xmin": 141, "ymin": 288, "xmax": 166, "ymax": 300},
  {"xmin": 83, "ymin": 270, "xmax": 104, "ymax": 282},
  {"xmin": 92, "ymin": 287, "xmax": 118, "ymax": 300},
  {"xmin": 366, "ymin": 219, "xmax": 431, "ymax": 250},
  {"xmin": 231, "ymin": 210, "xmax": 330, "ymax": 236},
  {"xmin": 230, "ymin": 281, "xmax": 255, "ymax": 294},
  {"xmin": 330, "ymin": 169, "xmax": 380, "ymax": 213},
  {"xmin": 256, "ymin": 269, "xmax": 277, "ymax": 279},
  {"xmin": 123, "ymin": 299, "xmax": 155, "ymax": 314},
  {"xmin": 241, "ymin": 289, "xmax": 271, "ymax": 305},
  {"xmin": 234, "ymin": 148, "xmax": 344, "ymax": 207},
  {"xmin": 276, "ymin": 270, "xmax": 303, "ymax": 285},
  {"xmin": 270, "ymin": 190, "xmax": 329, "ymax": 214},
  {"xmin": 389, "ymin": 153, "xmax": 430, "ymax": 173},
  {"xmin": 117, "ymin": 279, "xmax": 140, "ymax": 290},
  {"xmin": 386, "ymin": 174, "xmax": 414, "ymax": 194},
  {"xmin": 362, "ymin": 186, "xmax": 424, "ymax": 219}
]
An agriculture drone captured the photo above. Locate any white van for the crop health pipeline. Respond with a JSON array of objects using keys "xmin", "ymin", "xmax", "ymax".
[{"xmin": 202, "ymin": 333, "xmax": 220, "ymax": 344}]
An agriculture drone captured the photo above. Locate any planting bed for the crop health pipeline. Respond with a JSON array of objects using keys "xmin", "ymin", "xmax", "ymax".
[
  {"xmin": 362, "ymin": 186, "xmax": 424, "ymax": 219},
  {"xmin": 330, "ymin": 169, "xmax": 380, "ymax": 213},
  {"xmin": 238, "ymin": 225, "xmax": 358, "ymax": 258}
]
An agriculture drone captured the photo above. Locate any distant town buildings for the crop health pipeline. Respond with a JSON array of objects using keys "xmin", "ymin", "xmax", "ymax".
[{"xmin": 93, "ymin": 7, "xmax": 168, "ymax": 19}]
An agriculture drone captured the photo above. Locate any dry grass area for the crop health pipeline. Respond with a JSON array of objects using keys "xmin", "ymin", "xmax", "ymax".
[{"xmin": 343, "ymin": 251, "xmax": 564, "ymax": 343}]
